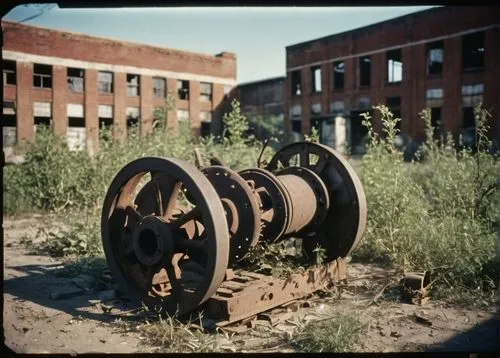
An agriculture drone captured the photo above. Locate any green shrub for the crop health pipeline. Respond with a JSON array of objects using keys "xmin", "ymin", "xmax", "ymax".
[{"xmin": 355, "ymin": 104, "xmax": 499, "ymax": 293}]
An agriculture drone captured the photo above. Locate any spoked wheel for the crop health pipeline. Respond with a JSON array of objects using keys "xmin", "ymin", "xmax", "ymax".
[
  {"xmin": 101, "ymin": 157, "xmax": 230, "ymax": 316},
  {"xmin": 266, "ymin": 142, "xmax": 367, "ymax": 260}
]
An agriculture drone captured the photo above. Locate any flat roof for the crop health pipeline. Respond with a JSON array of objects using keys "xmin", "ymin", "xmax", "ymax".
[
  {"xmin": 238, "ymin": 76, "xmax": 286, "ymax": 88},
  {"xmin": 286, "ymin": 6, "xmax": 444, "ymax": 52}
]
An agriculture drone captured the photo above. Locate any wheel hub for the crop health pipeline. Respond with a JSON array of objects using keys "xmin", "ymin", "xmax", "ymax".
[{"xmin": 132, "ymin": 215, "xmax": 173, "ymax": 267}]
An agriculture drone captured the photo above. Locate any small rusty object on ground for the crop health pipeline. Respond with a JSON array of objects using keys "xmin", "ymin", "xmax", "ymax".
[
  {"xmin": 402, "ymin": 271, "xmax": 432, "ymax": 305},
  {"xmin": 100, "ymin": 142, "xmax": 366, "ymax": 320},
  {"xmin": 414, "ymin": 312, "xmax": 433, "ymax": 326}
]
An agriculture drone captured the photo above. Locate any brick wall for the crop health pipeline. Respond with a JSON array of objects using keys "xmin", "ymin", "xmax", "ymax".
[{"xmin": 284, "ymin": 6, "xmax": 500, "ymax": 143}]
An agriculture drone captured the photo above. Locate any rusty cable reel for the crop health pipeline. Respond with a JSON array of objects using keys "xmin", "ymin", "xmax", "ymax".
[
  {"xmin": 266, "ymin": 142, "xmax": 367, "ymax": 260},
  {"xmin": 201, "ymin": 166, "xmax": 261, "ymax": 266},
  {"xmin": 101, "ymin": 157, "xmax": 230, "ymax": 315}
]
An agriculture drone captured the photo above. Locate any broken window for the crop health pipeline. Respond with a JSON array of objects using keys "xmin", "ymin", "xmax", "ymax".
[
  {"xmin": 359, "ymin": 56, "xmax": 371, "ymax": 86},
  {"xmin": 34, "ymin": 116, "xmax": 51, "ymax": 127},
  {"xmin": 311, "ymin": 103, "xmax": 322, "ymax": 116},
  {"xmin": 200, "ymin": 82, "xmax": 213, "ymax": 102},
  {"xmin": 67, "ymin": 68, "xmax": 85, "ymax": 92},
  {"xmin": 200, "ymin": 111, "xmax": 212, "ymax": 137},
  {"xmin": 461, "ymin": 84, "xmax": 483, "ymax": 106},
  {"xmin": 33, "ymin": 64, "xmax": 52, "ymax": 89},
  {"xmin": 431, "ymin": 107, "xmax": 442, "ymax": 139},
  {"xmin": 127, "ymin": 74, "xmax": 140, "ymax": 96},
  {"xmin": 330, "ymin": 101, "xmax": 344, "ymax": 114},
  {"xmin": 2, "ymin": 102, "xmax": 17, "ymax": 146},
  {"xmin": 152, "ymin": 77, "xmax": 166, "ymax": 99},
  {"xmin": 177, "ymin": 80, "xmax": 189, "ymax": 100},
  {"xmin": 462, "ymin": 31, "xmax": 484, "ymax": 71},
  {"xmin": 387, "ymin": 49, "xmax": 402, "ymax": 83},
  {"xmin": 68, "ymin": 117, "xmax": 85, "ymax": 127},
  {"xmin": 3, "ymin": 60, "xmax": 16, "ymax": 86},
  {"xmin": 333, "ymin": 61, "xmax": 344, "ymax": 90},
  {"xmin": 98, "ymin": 71, "xmax": 113, "ymax": 93},
  {"xmin": 386, "ymin": 96, "xmax": 401, "ymax": 129},
  {"xmin": 427, "ymin": 41, "xmax": 443, "ymax": 76},
  {"xmin": 291, "ymin": 70, "xmax": 302, "ymax": 96},
  {"xmin": 126, "ymin": 107, "xmax": 140, "ymax": 128},
  {"xmin": 311, "ymin": 66, "xmax": 322, "ymax": 93}
]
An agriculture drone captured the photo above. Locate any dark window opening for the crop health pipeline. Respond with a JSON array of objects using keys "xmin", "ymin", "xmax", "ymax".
[
  {"xmin": 99, "ymin": 118, "xmax": 113, "ymax": 128},
  {"xmin": 98, "ymin": 71, "xmax": 113, "ymax": 93},
  {"xmin": 333, "ymin": 61, "xmax": 344, "ymax": 90},
  {"xmin": 68, "ymin": 117, "xmax": 85, "ymax": 128},
  {"xmin": 462, "ymin": 107, "xmax": 475, "ymax": 129},
  {"xmin": 462, "ymin": 31, "xmax": 484, "ymax": 71},
  {"xmin": 67, "ymin": 67, "xmax": 85, "ymax": 92},
  {"xmin": 127, "ymin": 117, "xmax": 139, "ymax": 128},
  {"xmin": 34, "ymin": 116, "xmax": 51, "ymax": 127},
  {"xmin": 153, "ymin": 77, "xmax": 166, "ymax": 99},
  {"xmin": 386, "ymin": 96, "xmax": 402, "ymax": 130},
  {"xmin": 291, "ymin": 70, "xmax": 302, "ymax": 96},
  {"xmin": 387, "ymin": 49, "xmax": 402, "ymax": 83},
  {"xmin": 359, "ymin": 56, "xmax": 371, "ymax": 86},
  {"xmin": 33, "ymin": 64, "xmax": 52, "ymax": 89},
  {"xmin": 431, "ymin": 107, "xmax": 442, "ymax": 139},
  {"xmin": 127, "ymin": 74, "xmax": 140, "ymax": 96},
  {"xmin": 2, "ymin": 114, "xmax": 17, "ymax": 127},
  {"xmin": 427, "ymin": 41, "xmax": 443, "ymax": 76},
  {"xmin": 177, "ymin": 80, "xmax": 189, "ymax": 100},
  {"xmin": 291, "ymin": 120, "xmax": 301, "ymax": 134},
  {"xmin": 311, "ymin": 66, "xmax": 322, "ymax": 93},
  {"xmin": 350, "ymin": 111, "xmax": 370, "ymax": 154},
  {"xmin": 3, "ymin": 60, "xmax": 16, "ymax": 86},
  {"xmin": 200, "ymin": 82, "xmax": 213, "ymax": 102},
  {"xmin": 201, "ymin": 122, "xmax": 211, "ymax": 137}
]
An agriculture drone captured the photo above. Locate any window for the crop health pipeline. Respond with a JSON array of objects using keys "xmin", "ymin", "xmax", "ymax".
[
  {"xmin": 359, "ymin": 56, "xmax": 371, "ymax": 86},
  {"xmin": 224, "ymin": 85, "xmax": 232, "ymax": 99},
  {"xmin": 462, "ymin": 107, "xmax": 475, "ymax": 129},
  {"xmin": 67, "ymin": 68, "xmax": 84, "ymax": 92},
  {"xmin": 200, "ymin": 82, "xmax": 213, "ymax": 102},
  {"xmin": 291, "ymin": 70, "xmax": 302, "ymax": 96},
  {"xmin": 177, "ymin": 80, "xmax": 189, "ymax": 100},
  {"xmin": 200, "ymin": 111, "xmax": 212, "ymax": 137},
  {"xmin": 3, "ymin": 60, "xmax": 16, "ymax": 86},
  {"xmin": 330, "ymin": 101, "xmax": 344, "ymax": 114},
  {"xmin": 291, "ymin": 119, "xmax": 301, "ymax": 134},
  {"xmin": 33, "ymin": 64, "xmax": 52, "ymax": 89},
  {"xmin": 311, "ymin": 66, "xmax": 322, "ymax": 93},
  {"xmin": 311, "ymin": 103, "xmax": 321, "ymax": 115},
  {"xmin": 426, "ymin": 88, "xmax": 444, "ymax": 106},
  {"xmin": 357, "ymin": 97, "xmax": 371, "ymax": 111},
  {"xmin": 386, "ymin": 96, "xmax": 401, "ymax": 129},
  {"xmin": 332, "ymin": 61, "xmax": 344, "ymax": 90},
  {"xmin": 68, "ymin": 117, "xmax": 85, "ymax": 128},
  {"xmin": 152, "ymin": 77, "xmax": 166, "ymax": 99},
  {"xmin": 98, "ymin": 71, "xmax": 113, "ymax": 93},
  {"xmin": 387, "ymin": 49, "xmax": 402, "ymax": 83},
  {"xmin": 431, "ymin": 107, "xmax": 442, "ymax": 139},
  {"xmin": 177, "ymin": 109, "xmax": 189, "ymax": 121},
  {"xmin": 461, "ymin": 84, "xmax": 483, "ymax": 106},
  {"xmin": 126, "ymin": 107, "xmax": 140, "ymax": 128},
  {"xmin": 127, "ymin": 74, "xmax": 140, "ymax": 97},
  {"xmin": 462, "ymin": 31, "xmax": 484, "ymax": 71},
  {"xmin": 427, "ymin": 41, "xmax": 443, "ymax": 76}
]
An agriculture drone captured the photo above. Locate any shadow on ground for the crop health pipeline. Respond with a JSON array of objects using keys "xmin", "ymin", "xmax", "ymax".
[{"xmin": 3, "ymin": 259, "xmax": 141, "ymax": 323}]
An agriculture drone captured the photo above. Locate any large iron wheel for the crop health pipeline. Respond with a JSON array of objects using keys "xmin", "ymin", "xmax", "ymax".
[
  {"xmin": 101, "ymin": 157, "xmax": 230, "ymax": 315},
  {"xmin": 266, "ymin": 142, "xmax": 367, "ymax": 259}
]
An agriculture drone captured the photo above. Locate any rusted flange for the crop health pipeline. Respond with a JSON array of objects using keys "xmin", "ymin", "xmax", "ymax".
[
  {"xmin": 239, "ymin": 168, "xmax": 292, "ymax": 243},
  {"xmin": 201, "ymin": 166, "xmax": 262, "ymax": 266}
]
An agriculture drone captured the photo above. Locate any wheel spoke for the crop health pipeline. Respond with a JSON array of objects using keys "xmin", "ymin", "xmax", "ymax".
[
  {"xmin": 169, "ymin": 206, "xmax": 201, "ymax": 229},
  {"xmin": 299, "ymin": 146, "xmax": 309, "ymax": 167},
  {"xmin": 312, "ymin": 155, "xmax": 329, "ymax": 174},
  {"xmin": 125, "ymin": 205, "xmax": 143, "ymax": 229},
  {"xmin": 165, "ymin": 263, "xmax": 183, "ymax": 295}
]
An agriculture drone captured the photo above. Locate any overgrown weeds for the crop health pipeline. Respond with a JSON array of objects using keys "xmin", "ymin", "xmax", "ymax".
[
  {"xmin": 291, "ymin": 313, "xmax": 365, "ymax": 352},
  {"xmin": 355, "ymin": 104, "xmax": 499, "ymax": 302}
]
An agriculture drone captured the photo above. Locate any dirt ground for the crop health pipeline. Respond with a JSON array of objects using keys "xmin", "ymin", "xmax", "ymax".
[{"xmin": 3, "ymin": 214, "xmax": 500, "ymax": 354}]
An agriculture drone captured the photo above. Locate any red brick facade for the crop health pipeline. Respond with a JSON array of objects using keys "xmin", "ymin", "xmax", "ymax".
[
  {"xmin": 284, "ymin": 6, "xmax": 500, "ymax": 147},
  {"xmin": 2, "ymin": 20, "xmax": 236, "ymax": 151}
]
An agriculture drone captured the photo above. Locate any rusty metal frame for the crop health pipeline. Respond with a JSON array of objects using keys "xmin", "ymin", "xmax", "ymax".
[{"xmin": 204, "ymin": 258, "xmax": 347, "ymax": 326}]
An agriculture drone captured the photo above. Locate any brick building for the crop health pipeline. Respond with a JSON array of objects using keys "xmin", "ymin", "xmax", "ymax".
[
  {"xmin": 237, "ymin": 76, "xmax": 285, "ymax": 140},
  {"xmin": 2, "ymin": 20, "xmax": 236, "ymax": 153},
  {"xmin": 284, "ymin": 6, "xmax": 500, "ymax": 154}
]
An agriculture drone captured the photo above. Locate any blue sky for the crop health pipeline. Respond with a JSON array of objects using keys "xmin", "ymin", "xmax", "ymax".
[{"xmin": 3, "ymin": 5, "xmax": 436, "ymax": 84}]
